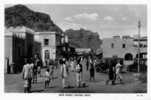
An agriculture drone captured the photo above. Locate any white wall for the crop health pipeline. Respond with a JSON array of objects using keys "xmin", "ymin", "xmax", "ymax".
[{"xmin": 102, "ymin": 37, "xmax": 137, "ymax": 59}]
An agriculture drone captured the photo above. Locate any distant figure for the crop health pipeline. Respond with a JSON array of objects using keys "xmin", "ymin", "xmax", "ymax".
[
  {"xmin": 37, "ymin": 58, "xmax": 42, "ymax": 76},
  {"xmin": 49, "ymin": 63, "xmax": 55, "ymax": 85},
  {"xmin": 22, "ymin": 58, "xmax": 33, "ymax": 93},
  {"xmin": 6, "ymin": 57, "xmax": 10, "ymax": 74},
  {"xmin": 112, "ymin": 59, "xmax": 117, "ymax": 84},
  {"xmin": 106, "ymin": 59, "xmax": 116, "ymax": 85},
  {"xmin": 75, "ymin": 58, "xmax": 83, "ymax": 87},
  {"xmin": 33, "ymin": 55, "xmax": 39, "ymax": 83},
  {"xmin": 89, "ymin": 58, "xmax": 95, "ymax": 81},
  {"xmin": 44, "ymin": 68, "xmax": 50, "ymax": 88},
  {"xmin": 70, "ymin": 58, "xmax": 75, "ymax": 72},
  {"xmin": 60, "ymin": 58, "xmax": 69, "ymax": 88},
  {"xmin": 86, "ymin": 58, "xmax": 89, "ymax": 71},
  {"xmin": 115, "ymin": 60, "xmax": 123, "ymax": 84}
]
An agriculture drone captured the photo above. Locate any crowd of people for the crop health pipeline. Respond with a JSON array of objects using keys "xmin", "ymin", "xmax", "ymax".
[
  {"xmin": 22, "ymin": 54, "xmax": 124, "ymax": 93},
  {"xmin": 58, "ymin": 56, "xmax": 96, "ymax": 88}
]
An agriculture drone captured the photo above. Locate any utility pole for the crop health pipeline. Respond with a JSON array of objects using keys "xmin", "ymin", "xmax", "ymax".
[{"xmin": 137, "ymin": 20, "xmax": 141, "ymax": 73}]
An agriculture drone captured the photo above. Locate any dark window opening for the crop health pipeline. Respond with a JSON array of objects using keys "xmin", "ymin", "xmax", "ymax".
[
  {"xmin": 111, "ymin": 43, "xmax": 114, "ymax": 48},
  {"xmin": 44, "ymin": 39, "xmax": 49, "ymax": 46},
  {"xmin": 122, "ymin": 44, "xmax": 126, "ymax": 48}
]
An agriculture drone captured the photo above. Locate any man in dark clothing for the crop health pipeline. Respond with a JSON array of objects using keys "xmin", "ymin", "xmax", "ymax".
[
  {"xmin": 106, "ymin": 59, "xmax": 116, "ymax": 85},
  {"xmin": 112, "ymin": 59, "xmax": 117, "ymax": 84},
  {"xmin": 89, "ymin": 58, "xmax": 95, "ymax": 81}
]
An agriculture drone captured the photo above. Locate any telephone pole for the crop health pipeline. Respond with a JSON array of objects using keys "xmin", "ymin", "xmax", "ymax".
[{"xmin": 137, "ymin": 20, "xmax": 141, "ymax": 73}]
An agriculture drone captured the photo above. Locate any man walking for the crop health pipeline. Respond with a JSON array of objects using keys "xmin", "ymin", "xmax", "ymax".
[
  {"xmin": 75, "ymin": 58, "xmax": 83, "ymax": 87},
  {"xmin": 106, "ymin": 59, "xmax": 116, "ymax": 85},
  {"xmin": 115, "ymin": 60, "xmax": 123, "ymax": 84},
  {"xmin": 22, "ymin": 58, "xmax": 33, "ymax": 93},
  {"xmin": 60, "ymin": 58, "xmax": 69, "ymax": 88}
]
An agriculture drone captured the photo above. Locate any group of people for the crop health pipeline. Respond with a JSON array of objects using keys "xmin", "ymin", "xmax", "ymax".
[
  {"xmin": 22, "ymin": 54, "xmax": 42, "ymax": 93},
  {"xmin": 106, "ymin": 59, "xmax": 123, "ymax": 85},
  {"xmin": 59, "ymin": 56, "xmax": 96, "ymax": 88},
  {"xmin": 22, "ymin": 54, "xmax": 124, "ymax": 93},
  {"xmin": 42, "ymin": 55, "xmax": 97, "ymax": 89}
]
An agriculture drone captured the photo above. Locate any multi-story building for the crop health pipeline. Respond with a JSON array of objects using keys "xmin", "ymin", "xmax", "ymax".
[
  {"xmin": 34, "ymin": 31, "xmax": 62, "ymax": 66},
  {"xmin": 5, "ymin": 26, "xmax": 63, "ymax": 72},
  {"xmin": 101, "ymin": 35, "xmax": 147, "ymax": 67},
  {"xmin": 5, "ymin": 26, "xmax": 35, "ymax": 73}
]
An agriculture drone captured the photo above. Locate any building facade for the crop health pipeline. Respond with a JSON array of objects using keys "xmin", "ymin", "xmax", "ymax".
[
  {"xmin": 34, "ymin": 31, "xmax": 62, "ymax": 66},
  {"xmin": 101, "ymin": 35, "xmax": 147, "ymax": 66},
  {"xmin": 5, "ymin": 26, "xmax": 63, "ymax": 72},
  {"xmin": 5, "ymin": 27, "xmax": 35, "ymax": 73}
]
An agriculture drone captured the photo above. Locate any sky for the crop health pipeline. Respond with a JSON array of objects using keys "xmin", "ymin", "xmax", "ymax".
[{"xmin": 6, "ymin": 4, "xmax": 147, "ymax": 38}]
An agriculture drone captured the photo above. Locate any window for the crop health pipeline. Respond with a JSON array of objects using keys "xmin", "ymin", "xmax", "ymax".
[
  {"xmin": 111, "ymin": 43, "xmax": 114, "ymax": 48},
  {"xmin": 44, "ymin": 39, "xmax": 49, "ymax": 46},
  {"xmin": 122, "ymin": 44, "xmax": 126, "ymax": 48},
  {"xmin": 144, "ymin": 44, "xmax": 147, "ymax": 47}
]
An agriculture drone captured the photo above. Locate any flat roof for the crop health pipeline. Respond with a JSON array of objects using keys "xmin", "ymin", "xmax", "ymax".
[
  {"xmin": 5, "ymin": 26, "xmax": 35, "ymax": 34},
  {"xmin": 35, "ymin": 31, "xmax": 56, "ymax": 35}
]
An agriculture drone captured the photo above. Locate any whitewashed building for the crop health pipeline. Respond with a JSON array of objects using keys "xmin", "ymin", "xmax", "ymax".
[
  {"xmin": 34, "ymin": 31, "xmax": 61, "ymax": 66},
  {"xmin": 101, "ymin": 35, "xmax": 147, "ymax": 66}
]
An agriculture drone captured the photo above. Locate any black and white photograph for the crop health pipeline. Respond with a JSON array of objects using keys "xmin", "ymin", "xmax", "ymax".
[{"xmin": 4, "ymin": 3, "xmax": 148, "ymax": 94}]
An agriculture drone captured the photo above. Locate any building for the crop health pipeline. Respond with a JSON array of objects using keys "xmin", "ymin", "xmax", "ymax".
[
  {"xmin": 34, "ymin": 31, "xmax": 62, "ymax": 66},
  {"xmin": 5, "ymin": 26, "xmax": 64, "ymax": 73},
  {"xmin": 133, "ymin": 36, "xmax": 147, "ymax": 59},
  {"xmin": 101, "ymin": 35, "xmax": 147, "ymax": 67},
  {"xmin": 75, "ymin": 48, "xmax": 91, "ymax": 55},
  {"xmin": 5, "ymin": 26, "xmax": 35, "ymax": 73}
]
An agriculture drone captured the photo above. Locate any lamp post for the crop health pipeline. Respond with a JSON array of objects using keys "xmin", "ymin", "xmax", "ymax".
[{"xmin": 137, "ymin": 20, "xmax": 141, "ymax": 73}]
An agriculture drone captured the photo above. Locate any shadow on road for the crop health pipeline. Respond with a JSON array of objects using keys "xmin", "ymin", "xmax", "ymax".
[{"xmin": 31, "ymin": 89, "xmax": 44, "ymax": 93}]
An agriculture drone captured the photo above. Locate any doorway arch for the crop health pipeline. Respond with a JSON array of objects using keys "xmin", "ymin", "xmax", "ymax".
[{"xmin": 125, "ymin": 53, "xmax": 133, "ymax": 60}]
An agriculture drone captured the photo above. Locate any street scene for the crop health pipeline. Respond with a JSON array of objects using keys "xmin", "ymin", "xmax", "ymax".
[{"xmin": 4, "ymin": 4, "xmax": 147, "ymax": 93}]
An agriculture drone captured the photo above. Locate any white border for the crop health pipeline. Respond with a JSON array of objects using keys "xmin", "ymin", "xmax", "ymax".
[{"xmin": 0, "ymin": 0, "xmax": 151, "ymax": 100}]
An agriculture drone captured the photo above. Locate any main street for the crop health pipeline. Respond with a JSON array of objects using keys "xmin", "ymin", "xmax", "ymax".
[{"xmin": 5, "ymin": 61, "xmax": 146, "ymax": 93}]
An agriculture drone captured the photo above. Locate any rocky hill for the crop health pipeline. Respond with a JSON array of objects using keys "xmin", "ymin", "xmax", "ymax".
[
  {"xmin": 5, "ymin": 5, "xmax": 101, "ymax": 50},
  {"xmin": 65, "ymin": 28, "xmax": 102, "ymax": 50},
  {"xmin": 5, "ymin": 4, "xmax": 62, "ymax": 32}
]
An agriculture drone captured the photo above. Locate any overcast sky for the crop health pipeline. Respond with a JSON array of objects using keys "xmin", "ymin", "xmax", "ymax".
[{"xmin": 6, "ymin": 4, "xmax": 147, "ymax": 38}]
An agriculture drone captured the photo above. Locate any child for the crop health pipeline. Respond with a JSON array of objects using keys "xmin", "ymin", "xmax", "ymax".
[{"xmin": 44, "ymin": 68, "xmax": 50, "ymax": 88}]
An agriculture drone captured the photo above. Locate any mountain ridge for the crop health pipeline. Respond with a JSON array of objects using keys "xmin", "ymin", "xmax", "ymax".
[{"xmin": 5, "ymin": 4, "xmax": 62, "ymax": 32}]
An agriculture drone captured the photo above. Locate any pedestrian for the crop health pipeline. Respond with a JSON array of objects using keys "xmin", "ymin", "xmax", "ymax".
[
  {"xmin": 112, "ymin": 59, "xmax": 117, "ymax": 84},
  {"xmin": 44, "ymin": 68, "xmax": 50, "ymax": 88},
  {"xmin": 22, "ymin": 58, "xmax": 33, "ymax": 93},
  {"xmin": 60, "ymin": 58, "xmax": 69, "ymax": 88},
  {"xmin": 70, "ymin": 57, "xmax": 75, "ymax": 72},
  {"xmin": 106, "ymin": 59, "xmax": 116, "ymax": 85},
  {"xmin": 86, "ymin": 57, "xmax": 89, "ymax": 71},
  {"xmin": 89, "ymin": 58, "xmax": 95, "ymax": 81},
  {"xmin": 50, "ymin": 63, "xmax": 55, "ymax": 86},
  {"xmin": 75, "ymin": 58, "xmax": 82, "ymax": 87},
  {"xmin": 115, "ymin": 60, "xmax": 123, "ymax": 84},
  {"xmin": 33, "ymin": 55, "xmax": 39, "ymax": 83},
  {"xmin": 37, "ymin": 58, "xmax": 42, "ymax": 77}
]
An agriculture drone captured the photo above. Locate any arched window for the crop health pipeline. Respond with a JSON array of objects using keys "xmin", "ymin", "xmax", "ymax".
[{"xmin": 125, "ymin": 53, "xmax": 133, "ymax": 60}]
